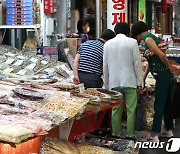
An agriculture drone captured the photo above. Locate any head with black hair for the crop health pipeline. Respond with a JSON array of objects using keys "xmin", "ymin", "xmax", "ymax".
[
  {"xmin": 100, "ymin": 29, "xmax": 116, "ymax": 42},
  {"xmin": 77, "ymin": 19, "xmax": 89, "ymax": 34},
  {"xmin": 131, "ymin": 21, "xmax": 148, "ymax": 39},
  {"xmin": 114, "ymin": 22, "xmax": 130, "ymax": 36}
]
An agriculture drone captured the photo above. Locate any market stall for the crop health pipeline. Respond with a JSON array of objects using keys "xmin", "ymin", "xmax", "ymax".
[
  {"xmin": 0, "ymin": 45, "xmax": 133, "ymax": 154},
  {"xmin": 167, "ymin": 42, "xmax": 180, "ymax": 63}
]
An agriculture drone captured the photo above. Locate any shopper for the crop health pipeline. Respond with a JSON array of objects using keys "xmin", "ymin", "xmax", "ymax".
[
  {"xmin": 131, "ymin": 21, "xmax": 174, "ymax": 142},
  {"xmin": 73, "ymin": 29, "xmax": 115, "ymax": 88},
  {"xmin": 22, "ymin": 31, "xmax": 37, "ymax": 52},
  {"xmin": 77, "ymin": 19, "xmax": 90, "ymax": 43},
  {"xmin": 103, "ymin": 22, "xmax": 143, "ymax": 136}
]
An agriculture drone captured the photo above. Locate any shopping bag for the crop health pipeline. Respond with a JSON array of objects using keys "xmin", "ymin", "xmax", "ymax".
[{"xmin": 135, "ymin": 93, "xmax": 147, "ymax": 131}]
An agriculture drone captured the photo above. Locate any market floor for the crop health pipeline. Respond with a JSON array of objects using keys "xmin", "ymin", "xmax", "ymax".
[{"xmin": 139, "ymin": 118, "xmax": 180, "ymax": 154}]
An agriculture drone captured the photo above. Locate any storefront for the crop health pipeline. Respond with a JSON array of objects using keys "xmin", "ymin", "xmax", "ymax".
[{"xmin": 146, "ymin": 0, "xmax": 174, "ymax": 34}]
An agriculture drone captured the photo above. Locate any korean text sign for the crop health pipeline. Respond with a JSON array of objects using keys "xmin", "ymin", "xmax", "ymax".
[
  {"xmin": 107, "ymin": 0, "xmax": 128, "ymax": 30},
  {"xmin": 44, "ymin": 0, "xmax": 54, "ymax": 14}
]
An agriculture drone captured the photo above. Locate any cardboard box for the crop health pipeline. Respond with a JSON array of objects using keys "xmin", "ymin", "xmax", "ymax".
[{"xmin": 66, "ymin": 38, "xmax": 81, "ymax": 58}]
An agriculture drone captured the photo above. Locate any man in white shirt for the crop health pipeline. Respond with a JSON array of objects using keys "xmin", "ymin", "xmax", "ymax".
[{"xmin": 103, "ymin": 22, "xmax": 143, "ymax": 135}]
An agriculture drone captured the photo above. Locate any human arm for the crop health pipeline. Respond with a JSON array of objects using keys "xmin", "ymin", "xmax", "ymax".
[
  {"xmin": 73, "ymin": 54, "xmax": 80, "ymax": 85},
  {"xmin": 145, "ymin": 37, "xmax": 172, "ymax": 72},
  {"xmin": 143, "ymin": 63, "xmax": 149, "ymax": 88},
  {"xmin": 132, "ymin": 41, "xmax": 143, "ymax": 92},
  {"xmin": 103, "ymin": 44, "xmax": 109, "ymax": 89}
]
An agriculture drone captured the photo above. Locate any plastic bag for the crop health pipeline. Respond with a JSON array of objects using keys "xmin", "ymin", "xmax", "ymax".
[{"xmin": 30, "ymin": 109, "xmax": 68, "ymax": 125}]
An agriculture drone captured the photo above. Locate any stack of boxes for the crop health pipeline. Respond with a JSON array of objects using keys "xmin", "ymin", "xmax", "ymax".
[{"xmin": 6, "ymin": 0, "xmax": 33, "ymax": 25}]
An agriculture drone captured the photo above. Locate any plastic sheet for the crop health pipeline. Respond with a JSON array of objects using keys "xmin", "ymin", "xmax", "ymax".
[
  {"xmin": 43, "ymin": 95, "xmax": 89, "ymax": 118},
  {"xmin": 0, "ymin": 104, "xmax": 31, "ymax": 115},
  {"xmin": 0, "ymin": 124, "xmax": 33, "ymax": 144},
  {"xmin": 30, "ymin": 109, "xmax": 68, "ymax": 125}
]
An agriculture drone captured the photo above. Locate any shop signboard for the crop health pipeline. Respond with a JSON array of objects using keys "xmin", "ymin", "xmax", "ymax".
[
  {"xmin": 138, "ymin": 0, "xmax": 146, "ymax": 22},
  {"xmin": 107, "ymin": 0, "xmax": 128, "ymax": 30},
  {"xmin": 44, "ymin": 0, "xmax": 54, "ymax": 14}
]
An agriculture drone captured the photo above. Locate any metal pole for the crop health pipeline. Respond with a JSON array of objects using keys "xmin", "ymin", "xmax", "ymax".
[{"xmin": 96, "ymin": 0, "xmax": 102, "ymax": 38}]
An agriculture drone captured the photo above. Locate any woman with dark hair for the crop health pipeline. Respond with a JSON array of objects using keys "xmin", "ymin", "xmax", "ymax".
[
  {"xmin": 131, "ymin": 21, "xmax": 174, "ymax": 142},
  {"xmin": 77, "ymin": 19, "xmax": 90, "ymax": 43}
]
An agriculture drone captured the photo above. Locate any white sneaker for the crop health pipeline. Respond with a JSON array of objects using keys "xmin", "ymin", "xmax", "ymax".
[
  {"xmin": 160, "ymin": 129, "xmax": 173, "ymax": 138},
  {"xmin": 141, "ymin": 134, "xmax": 160, "ymax": 142}
]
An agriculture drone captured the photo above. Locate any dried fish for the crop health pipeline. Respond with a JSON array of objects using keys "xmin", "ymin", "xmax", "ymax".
[{"xmin": 14, "ymin": 88, "xmax": 45, "ymax": 100}]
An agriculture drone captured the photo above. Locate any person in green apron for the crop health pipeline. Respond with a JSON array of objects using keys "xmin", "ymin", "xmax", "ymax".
[{"xmin": 131, "ymin": 21, "xmax": 174, "ymax": 142}]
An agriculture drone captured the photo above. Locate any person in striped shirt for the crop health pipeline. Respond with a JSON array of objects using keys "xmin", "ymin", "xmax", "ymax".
[{"xmin": 73, "ymin": 29, "xmax": 115, "ymax": 88}]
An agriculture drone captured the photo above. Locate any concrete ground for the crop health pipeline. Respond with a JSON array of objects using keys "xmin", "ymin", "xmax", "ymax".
[{"xmin": 139, "ymin": 118, "xmax": 180, "ymax": 154}]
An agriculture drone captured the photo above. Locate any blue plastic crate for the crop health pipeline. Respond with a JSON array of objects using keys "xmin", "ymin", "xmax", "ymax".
[
  {"xmin": 6, "ymin": 10, "xmax": 33, "ymax": 15},
  {"xmin": 6, "ymin": 3, "xmax": 32, "ymax": 7},
  {"xmin": 6, "ymin": 14, "xmax": 33, "ymax": 19},
  {"xmin": 7, "ymin": 7, "xmax": 33, "ymax": 11},
  {"xmin": 6, "ymin": 0, "xmax": 32, "ymax": 2},
  {"xmin": 6, "ymin": 21, "xmax": 33, "ymax": 25},
  {"xmin": 6, "ymin": 18, "xmax": 33, "ymax": 22}
]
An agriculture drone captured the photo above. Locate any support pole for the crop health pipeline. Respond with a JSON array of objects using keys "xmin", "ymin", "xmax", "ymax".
[{"xmin": 96, "ymin": 0, "xmax": 102, "ymax": 38}]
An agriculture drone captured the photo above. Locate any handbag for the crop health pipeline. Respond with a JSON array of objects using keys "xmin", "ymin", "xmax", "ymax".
[{"xmin": 135, "ymin": 93, "xmax": 147, "ymax": 131}]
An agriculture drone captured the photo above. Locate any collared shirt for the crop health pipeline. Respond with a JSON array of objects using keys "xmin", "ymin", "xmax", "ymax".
[
  {"xmin": 78, "ymin": 39, "xmax": 104, "ymax": 76},
  {"xmin": 103, "ymin": 34, "xmax": 143, "ymax": 90}
]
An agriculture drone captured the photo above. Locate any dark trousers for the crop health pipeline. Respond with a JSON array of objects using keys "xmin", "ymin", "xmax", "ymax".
[
  {"xmin": 152, "ymin": 70, "xmax": 174, "ymax": 133},
  {"xmin": 78, "ymin": 71, "xmax": 103, "ymax": 88}
]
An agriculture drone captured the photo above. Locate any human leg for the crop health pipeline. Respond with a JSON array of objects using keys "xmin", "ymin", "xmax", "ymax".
[
  {"xmin": 152, "ymin": 70, "xmax": 172, "ymax": 133},
  {"xmin": 111, "ymin": 87, "xmax": 124, "ymax": 135},
  {"xmin": 123, "ymin": 88, "xmax": 137, "ymax": 135}
]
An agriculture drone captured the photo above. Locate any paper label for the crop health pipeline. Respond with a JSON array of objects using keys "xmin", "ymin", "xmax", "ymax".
[
  {"xmin": 41, "ymin": 60, "xmax": 49, "ymax": 65},
  {"xmin": 3, "ymin": 68, "xmax": 14, "ymax": 73},
  {"xmin": 30, "ymin": 58, "xmax": 38, "ymax": 63},
  {"xmin": 17, "ymin": 56, "xmax": 26, "ymax": 59},
  {"xmin": 5, "ymin": 58, "xmax": 15, "ymax": 64},
  {"xmin": 13, "ymin": 60, "xmax": 24, "ymax": 66},
  {"xmin": 17, "ymin": 69, "xmax": 26, "ymax": 75},
  {"xmin": 5, "ymin": 53, "xmax": 15, "ymax": 57},
  {"xmin": 26, "ymin": 63, "xmax": 36, "ymax": 70}
]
